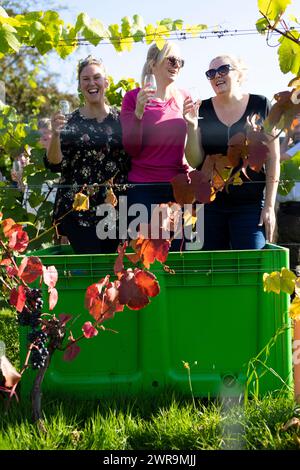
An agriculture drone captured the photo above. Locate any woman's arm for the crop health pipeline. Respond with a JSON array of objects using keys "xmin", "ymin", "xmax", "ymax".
[
  {"xmin": 259, "ymin": 136, "xmax": 280, "ymax": 242},
  {"xmin": 183, "ymin": 97, "xmax": 204, "ymax": 168}
]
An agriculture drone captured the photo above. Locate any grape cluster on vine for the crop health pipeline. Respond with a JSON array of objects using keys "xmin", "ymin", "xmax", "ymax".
[{"xmin": 17, "ymin": 287, "xmax": 49, "ymax": 369}]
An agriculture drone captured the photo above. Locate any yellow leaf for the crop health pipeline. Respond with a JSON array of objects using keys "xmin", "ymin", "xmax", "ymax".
[
  {"xmin": 263, "ymin": 271, "xmax": 281, "ymax": 294},
  {"xmin": 183, "ymin": 209, "xmax": 197, "ymax": 228},
  {"xmin": 73, "ymin": 192, "xmax": 89, "ymax": 211},
  {"xmin": 289, "ymin": 296, "xmax": 300, "ymax": 321},
  {"xmin": 280, "ymin": 267, "xmax": 296, "ymax": 294},
  {"xmin": 105, "ymin": 187, "xmax": 118, "ymax": 207},
  {"xmin": 232, "ymin": 172, "xmax": 243, "ymax": 186},
  {"xmin": 145, "ymin": 24, "xmax": 155, "ymax": 44}
]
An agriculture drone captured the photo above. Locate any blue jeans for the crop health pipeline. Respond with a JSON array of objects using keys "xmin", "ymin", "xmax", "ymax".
[
  {"xmin": 126, "ymin": 183, "xmax": 183, "ymax": 251},
  {"xmin": 203, "ymin": 203, "xmax": 266, "ymax": 250}
]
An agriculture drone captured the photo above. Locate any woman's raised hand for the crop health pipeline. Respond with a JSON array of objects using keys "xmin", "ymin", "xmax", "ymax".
[{"xmin": 135, "ymin": 86, "xmax": 156, "ymax": 119}]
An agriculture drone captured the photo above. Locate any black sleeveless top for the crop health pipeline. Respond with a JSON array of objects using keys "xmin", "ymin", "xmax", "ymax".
[{"xmin": 198, "ymin": 94, "xmax": 270, "ymax": 206}]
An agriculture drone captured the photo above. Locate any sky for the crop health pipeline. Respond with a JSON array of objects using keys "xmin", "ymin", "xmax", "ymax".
[{"xmin": 33, "ymin": 0, "xmax": 300, "ymax": 101}]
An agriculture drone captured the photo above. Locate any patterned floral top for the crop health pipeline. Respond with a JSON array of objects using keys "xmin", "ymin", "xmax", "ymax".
[{"xmin": 45, "ymin": 107, "xmax": 130, "ymax": 233}]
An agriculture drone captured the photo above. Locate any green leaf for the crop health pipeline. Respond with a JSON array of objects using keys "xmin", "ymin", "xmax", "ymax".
[
  {"xmin": 258, "ymin": 0, "xmax": 292, "ymax": 21},
  {"xmin": 132, "ymin": 14, "xmax": 145, "ymax": 42},
  {"xmin": 78, "ymin": 13, "xmax": 105, "ymax": 46},
  {"xmin": 108, "ymin": 24, "xmax": 122, "ymax": 52},
  {"xmin": 121, "ymin": 16, "xmax": 132, "ymax": 37},
  {"xmin": 278, "ymin": 152, "xmax": 300, "ymax": 195},
  {"xmin": 56, "ymin": 27, "xmax": 77, "ymax": 59},
  {"xmin": 172, "ymin": 19, "xmax": 184, "ymax": 31},
  {"xmin": 278, "ymin": 35, "xmax": 300, "ymax": 74},
  {"xmin": 158, "ymin": 18, "xmax": 173, "ymax": 29},
  {"xmin": 256, "ymin": 17, "xmax": 269, "ymax": 33},
  {"xmin": 0, "ymin": 24, "xmax": 20, "ymax": 52}
]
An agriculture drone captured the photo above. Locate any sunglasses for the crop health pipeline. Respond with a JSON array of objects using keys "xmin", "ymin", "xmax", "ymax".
[
  {"xmin": 205, "ymin": 64, "xmax": 235, "ymax": 80},
  {"xmin": 166, "ymin": 56, "xmax": 185, "ymax": 68}
]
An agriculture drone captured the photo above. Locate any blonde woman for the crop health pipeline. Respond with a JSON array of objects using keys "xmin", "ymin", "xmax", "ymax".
[
  {"xmin": 120, "ymin": 42, "xmax": 193, "ymax": 248},
  {"xmin": 184, "ymin": 54, "xmax": 280, "ymax": 250}
]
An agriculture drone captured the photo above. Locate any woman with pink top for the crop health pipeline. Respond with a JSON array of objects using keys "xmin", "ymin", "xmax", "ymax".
[{"xmin": 120, "ymin": 42, "xmax": 196, "ymax": 248}]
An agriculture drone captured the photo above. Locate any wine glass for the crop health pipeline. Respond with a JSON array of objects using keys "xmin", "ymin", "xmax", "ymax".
[
  {"xmin": 59, "ymin": 100, "xmax": 71, "ymax": 133},
  {"xmin": 59, "ymin": 100, "xmax": 71, "ymax": 117},
  {"xmin": 188, "ymin": 87, "xmax": 201, "ymax": 104},
  {"xmin": 143, "ymin": 74, "xmax": 157, "ymax": 106}
]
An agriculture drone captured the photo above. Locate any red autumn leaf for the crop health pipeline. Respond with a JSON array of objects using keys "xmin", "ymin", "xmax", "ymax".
[
  {"xmin": 134, "ymin": 269, "xmax": 160, "ymax": 298},
  {"xmin": 190, "ymin": 170, "xmax": 212, "ymax": 204},
  {"xmin": 87, "ymin": 280, "xmax": 122, "ymax": 323},
  {"xmin": 63, "ymin": 342, "xmax": 81, "ymax": 361},
  {"xmin": 131, "ymin": 237, "xmax": 170, "ymax": 269},
  {"xmin": 6, "ymin": 265, "xmax": 18, "ymax": 277},
  {"xmin": 84, "ymin": 276, "xmax": 110, "ymax": 311},
  {"xmin": 48, "ymin": 287, "xmax": 58, "ymax": 310},
  {"xmin": 1, "ymin": 258, "xmax": 18, "ymax": 278},
  {"xmin": 9, "ymin": 285, "xmax": 26, "ymax": 312},
  {"xmin": 18, "ymin": 256, "xmax": 43, "ymax": 283},
  {"xmin": 105, "ymin": 280, "xmax": 124, "ymax": 313},
  {"xmin": 171, "ymin": 173, "xmax": 194, "ymax": 206},
  {"xmin": 227, "ymin": 132, "xmax": 246, "ymax": 166},
  {"xmin": 82, "ymin": 321, "xmax": 98, "ymax": 338},
  {"xmin": 8, "ymin": 228, "xmax": 29, "ymax": 253},
  {"xmin": 0, "ymin": 355, "xmax": 21, "ymax": 388},
  {"xmin": 247, "ymin": 139, "xmax": 269, "ymax": 172},
  {"xmin": 114, "ymin": 242, "xmax": 127, "ymax": 275},
  {"xmin": 42, "ymin": 265, "xmax": 58, "ymax": 288},
  {"xmin": 58, "ymin": 314, "xmax": 72, "ymax": 326},
  {"xmin": 264, "ymin": 90, "xmax": 300, "ymax": 132},
  {"xmin": 118, "ymin": 268, "xmax": 150, "ymax": 310},
  {"xmin": 2, "ymin": 218, "xmax": 16, "ymax": 237}
]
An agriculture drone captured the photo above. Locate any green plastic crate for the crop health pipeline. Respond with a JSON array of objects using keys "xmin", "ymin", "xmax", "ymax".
[{"xmin": 19, "ymin": 244, "xmax": 293, "ymax": 399}]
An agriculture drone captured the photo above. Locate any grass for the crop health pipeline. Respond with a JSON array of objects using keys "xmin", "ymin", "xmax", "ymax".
[
  {"xmin": 1, "ymin": 308, "xmax": 300, "ymax": 450},
  {"xmin": 0, "ymin": 393, "xmax": 299, "ymax": 450}
]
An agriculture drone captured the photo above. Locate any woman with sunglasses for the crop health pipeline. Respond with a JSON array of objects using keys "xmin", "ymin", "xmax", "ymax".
[
  {"xmin": 184, "ymin": 54, "xmax": 280, "ymax": 250},
  {"xmin": 45, "ymin": 55, "xmax": 130, "ymax": 254},
  {"xmin": 120, "ymin": 42, "xmax": 193, "ymax": 249}
]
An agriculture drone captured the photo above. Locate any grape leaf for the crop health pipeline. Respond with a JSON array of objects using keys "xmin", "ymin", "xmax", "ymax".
[
  {"xmin": 118, "ymin": 268, "xmax": 150, "ymax": 310},
  {"xmin": 82, "ymin": 321, "xmax": 98, "ymax": 339},
  {"xmin": 0, "ymin": 355, "xmax": 21, "ymax": 388},
  {"xmin": 263, "ymin": 271, "xmax": 281, "ymax": 294},
  {"xmin": 42, "ymin": 265, "xmax": 58, "ymax": 288},
  {"xmin": 63, "ymin": 342, "xmax": 80, "ymax": 362},
  {"xmin": 48, "ymin": 287, "xmax": 58, "ymax": 311},
  {"xmin": 9, "ymin": 285, "xmax": 26, "ymax": 312},
  {"xmin": 18, "ymin": 256, "xmax": 43, "ymax": 283}
]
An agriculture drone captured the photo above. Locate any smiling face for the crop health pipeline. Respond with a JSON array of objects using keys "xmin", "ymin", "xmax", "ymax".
[
  {"xmin": 79, "ymin": 63, "xmax": 108, "ymax": 104},
  {"xmin": 152, "ymin": 44, "xmax": 183, "ymax": 85},
  {"xmin": 208, "ymin": 57, "xmax": 240, "ymax": 96}
]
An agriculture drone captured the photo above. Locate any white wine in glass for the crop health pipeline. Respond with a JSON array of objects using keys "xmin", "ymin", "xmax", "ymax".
[{"xmin": 143, "ymin": 74, "xmax": 157, "ymax": 106}]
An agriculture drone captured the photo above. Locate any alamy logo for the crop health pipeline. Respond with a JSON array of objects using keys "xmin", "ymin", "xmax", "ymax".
[{"xmin": 95, "ymin": 196, "xmax": 204, "ymax": 249}]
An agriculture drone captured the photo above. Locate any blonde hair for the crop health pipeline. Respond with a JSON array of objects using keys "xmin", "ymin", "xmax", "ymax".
[
  {"xmin": 141, "ymin": 41, "xmax": 181, "ymax": 85},
  {"xmin": 209, "ymin": 54, "xmax": 248, "ymax": 84}
]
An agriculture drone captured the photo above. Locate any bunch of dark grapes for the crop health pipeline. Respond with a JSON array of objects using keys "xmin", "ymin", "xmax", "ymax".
[
  {"xmin": 28, "ymin": 329, "xmax": 49, "ymax": 369},
  {"xmin": 17, "ymin": 288, "xmax": 43, "ymax": 328},
  {"xmin": 16, "ymin": 287, "xmax": 49, "ymax": 369},
  {"xmin": 30, "ymin": 346, "xmax": 49, "ymax": 369}
]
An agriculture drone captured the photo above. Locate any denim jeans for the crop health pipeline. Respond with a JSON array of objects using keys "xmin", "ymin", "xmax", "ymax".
[
  {"xmin": 126, "ymin": 183, "xmax": 183, "ymax": 251},
  {"xmin": 203, "ymin": 202, "xmax": 266, "ymax": 250}
]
